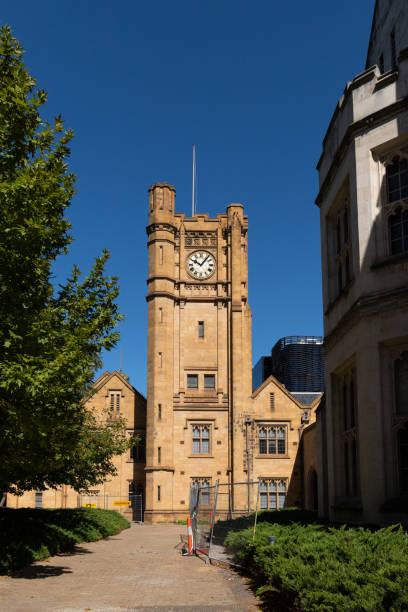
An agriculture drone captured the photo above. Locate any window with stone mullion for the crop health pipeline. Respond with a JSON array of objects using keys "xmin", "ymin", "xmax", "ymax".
[
  {"xmin": 192, "ymin": 425, "xmax": 210, "ymax": 454},
  {"xmin": 259, "ymin": 479, "xmax": 286, "ymax": 509},
  {"xmin": 387, "ymin": 157, "xmax": 408, "ymax": 203},
  {"xmin": 192, "ymin": 477, "xmax": 211, "ymax": 505},
  {"xmin": 340, "ymin": 371, "xmax": 359, "ymax": 497},
  {"xmin": 259, "ymin": 425, "xmax": 286, "ymax": 455}
]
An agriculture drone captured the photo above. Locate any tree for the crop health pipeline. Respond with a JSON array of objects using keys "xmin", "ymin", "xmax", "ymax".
[{"xmin": 0, "ymin": 26, "xmax": 133, "ymax": 494}]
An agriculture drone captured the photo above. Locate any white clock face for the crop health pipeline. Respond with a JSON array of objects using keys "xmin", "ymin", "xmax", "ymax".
[{"xmin": 186, "ymin": 251, "xmax": 216, "ymax": 280}]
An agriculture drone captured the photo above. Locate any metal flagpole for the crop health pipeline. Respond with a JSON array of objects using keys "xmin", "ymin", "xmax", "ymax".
[{"xmin": 192, "ymin": 144, "xmax": 196, "ymax": 216}]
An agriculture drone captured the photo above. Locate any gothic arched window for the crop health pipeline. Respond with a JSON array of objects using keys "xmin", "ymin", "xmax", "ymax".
[
  {"xmin": 389, "ymin": 207, "xmax": 408, "ymax": 255},
  {"xmin": 386, "ymin": 156, "xmax": 408, "ymax": 203},
  {"xmin": 258, "ymin": 425, "xmax": 287, "ymax": 455},
  {"xmin": 259, "ymin": 478, "xmax": 287, "ymax": 510},
  {"xmin": 395, "ymin": 352, "xmax": 408, "ymax": 416}
]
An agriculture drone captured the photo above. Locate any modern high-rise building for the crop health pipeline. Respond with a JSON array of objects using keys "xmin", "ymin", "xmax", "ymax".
[
  {"xmin": 253, "ymin": 336, "xmax": 325, "ymax": 394},
  {"xmin": 271, "ymin": 336, "xmax": 325, "ymax": 393},
  {"xmin": 252, "ymin": 355, "xmax": 273, "ymax": 391}
]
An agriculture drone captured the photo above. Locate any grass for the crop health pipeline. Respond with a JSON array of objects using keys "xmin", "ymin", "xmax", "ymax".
[{"xmin": 0, "ymin": 507, "xmax": 130, "ymax": 573}]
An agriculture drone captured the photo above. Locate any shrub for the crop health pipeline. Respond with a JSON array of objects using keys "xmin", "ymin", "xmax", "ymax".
[
  {"xmin": 223, "ymin": 513, "xmax": 408, "ymax": 611},
  {"xmin": 0, "ymin": 508, "xmax": 130, "ymax": 573}
]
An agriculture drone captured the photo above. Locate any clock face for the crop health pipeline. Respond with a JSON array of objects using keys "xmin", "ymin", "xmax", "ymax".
[{"xmin": 186, "ymin": 251, "xmax": 216, "ymax": 280}]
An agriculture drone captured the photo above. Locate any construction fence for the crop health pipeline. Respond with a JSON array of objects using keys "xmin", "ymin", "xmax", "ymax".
[
  {"xmin": 78, "ymin": 494, "xmax": 144, "ymax": 522},
  {"xmin": 189, "ymin": 480, "xmax": 261, "ymax": 565}
]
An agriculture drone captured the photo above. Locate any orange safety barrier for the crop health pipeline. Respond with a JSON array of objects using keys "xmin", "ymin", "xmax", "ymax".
[{"xmin": 187, "ymin": 516, "xmax": 194, "ymax": 555}]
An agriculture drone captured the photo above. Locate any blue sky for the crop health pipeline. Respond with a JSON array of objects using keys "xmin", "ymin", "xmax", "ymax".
[{"xmin": 1, "ymin": 1, "xmax": 375, "ymax": 394}]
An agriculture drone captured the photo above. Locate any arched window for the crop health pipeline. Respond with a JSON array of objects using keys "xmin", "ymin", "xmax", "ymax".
[
  {"xmin": 386, "ymin": 156, "xmax": 408, "ymax": 203},
  {"xmin": 259, "ymin": 479, "xmax": 286, "ymax": 510},
  {"xmin": 192, "ymin": 424, "xmax": 211, "ymax": 454},
  {"xmin": 389, "ymin": 207, "xmax": 408, "ymax": 255},
  {"xmin": 191, "ymin": 478, "xmax": 211, "ymax": 506},
  {"xmin": 398, "ymin": 426, "xmax": 408, "ymax": 494},
  {"xmin": 258, "ymin": 425, "xmax": 287, "ymax": 456},
  {"xmin": 259, "ymin": 428, "xmax": 267, "ymax": 454},
  {"xmin": 395, "ymin": 352, "xmax": 408, "ymax": 416}
]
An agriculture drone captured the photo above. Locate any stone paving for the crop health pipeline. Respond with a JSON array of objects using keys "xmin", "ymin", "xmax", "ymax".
[{"xmin": 0, "ymin": 524, "xmax": 260, "ymax": 611}]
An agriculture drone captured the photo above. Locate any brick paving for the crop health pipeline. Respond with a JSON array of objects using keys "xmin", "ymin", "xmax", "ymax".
[{"xmin": 0, "ymin": 524, "xmax": 260, "ymax": 611}]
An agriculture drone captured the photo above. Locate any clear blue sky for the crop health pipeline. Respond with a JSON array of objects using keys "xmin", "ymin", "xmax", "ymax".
[{"xmin": 1, "ymin": 1, "xmax": 375, "ymax": 395}]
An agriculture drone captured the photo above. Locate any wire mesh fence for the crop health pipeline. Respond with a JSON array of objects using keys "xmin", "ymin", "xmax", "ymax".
[
  {"xmin": 78, "ymin": 494, "xmax": 144, "ymax": 522},
  {"xmin": 189, "ymin": 480, "xmax": 261, "ymax": 565}
]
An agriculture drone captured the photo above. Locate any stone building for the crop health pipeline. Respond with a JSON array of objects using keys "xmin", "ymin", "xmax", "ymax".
[
  {"xmin": 316, "ymin": 0, "xmax": 408, "ymax": 525},
  {"xmin": 145, "ymin": 182, "xmax": 321, "ymax": 522},
  {"xmin": 6, "ymin": 371, "xmax": 146, "ymax": 519}
]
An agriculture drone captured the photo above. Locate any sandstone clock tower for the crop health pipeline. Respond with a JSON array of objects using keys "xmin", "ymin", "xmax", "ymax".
[{"xmin": 145, "ymin": 182, "xmax": 253, "ymax": 523}]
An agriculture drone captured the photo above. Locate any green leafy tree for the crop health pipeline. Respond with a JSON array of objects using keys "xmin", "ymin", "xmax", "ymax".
[{"xmin": 0, "ymin": 26, "xmax": 133, "ymax": 494}]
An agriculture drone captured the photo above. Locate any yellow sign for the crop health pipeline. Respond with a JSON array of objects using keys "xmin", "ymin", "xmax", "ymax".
[
  {"xmin": 114, "ymin": 500, "xmax": 131, "ymax": 506},
  {"xmin": 83, "ymin": 503, "xmax": 97, "ymax": 508}
]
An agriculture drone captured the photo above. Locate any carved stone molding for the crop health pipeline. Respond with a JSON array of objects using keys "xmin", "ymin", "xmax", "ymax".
[
  {"xmin": 146, "ymin": 223, "xmax": 177, "ymax": 236},
  {"xmin": 184, "ymin": 231, "xmax": 217, "ymax": 247}
]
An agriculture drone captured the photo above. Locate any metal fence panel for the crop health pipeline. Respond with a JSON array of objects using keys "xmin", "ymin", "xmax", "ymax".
[{"xmin": 190, "ymin": 480, "xmax": 261, "ymax": 565}]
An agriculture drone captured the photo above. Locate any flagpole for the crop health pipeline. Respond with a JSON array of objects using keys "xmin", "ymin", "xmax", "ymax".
[{"xmin": 192, "ymin": 144, "xmax": 196, "ymax": 216}]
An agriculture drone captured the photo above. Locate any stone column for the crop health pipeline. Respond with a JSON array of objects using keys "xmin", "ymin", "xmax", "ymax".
[{"xmin": 145, "ymin": 183, "xmax": 176, "ymax": 523}]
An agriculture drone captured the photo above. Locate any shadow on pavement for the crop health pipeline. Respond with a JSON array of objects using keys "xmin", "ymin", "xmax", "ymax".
[
  {"xmin": 55, "ymin": 545, "xmax": 93, "ymax": 557},
  {"xmin": 9, "ymin": 565, "xmax": 72, "ymax": 579}
]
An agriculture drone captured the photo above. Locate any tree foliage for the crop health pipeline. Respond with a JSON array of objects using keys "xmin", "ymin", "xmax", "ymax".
[{"xmin": 0, "ymin": 26, "xmax": 132, "ymax": 494}]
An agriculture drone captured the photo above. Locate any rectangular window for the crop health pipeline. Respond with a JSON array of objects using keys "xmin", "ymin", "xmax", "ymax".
[
  {"xmin": 270, "ymin": 393, "xmax": 275, "ymax": 411},
  {"xmin": 198, "ymin": 321, "xmax": 204, "ymax": 338},
  {"xmin": 157, "ymin": 485, "xmax": 161, "ymax": 501},
  {"xmin": 158, "ymin": 352, "xmax": 163, "ymax": 368},
  {"xmin": 395, "ymin": 353, "xmax": 408, "ymax": 416},
  {"xmin": 327, "ymin": 185, "xmax": 352, "ymax": 302},
  {"xmin": 398, "ymin": 426, "xmax": 408, "ymax": 493},
  {"xmin": 159, "ymin": 307, "xmax": 163, "ymax": 323},
  {"xmin": 192, "ymin": 424, "xmax": 211, "ymax": 454},
  {"xmin": 191, "ymin": 478, "xmax": 211, "ymax": 506},
  {"xmin": 258, "ymin": 425, "xmax": 287, "ymax": 456},
  {"xmin": 158, "ymin": 404, "xmax": 162, "ymax": 420},
  {"xmin": 336, "ymin": 369, "xmax": 359, "ymax": 497},
  {"xmin": 35, "ymin": 490, "xmax": 43, "ymax": 509},
  {"xmin": 131, "ymin": 434, "xmax": 146, "ymax": 462},
  {"xmin": 204, "ymin": 374, "xmax": 215, "ymax": 389},
  {"xmin": 158, "ymin": 447, "xmax": 161, "ymax": 464},
  {"xmin": 110, "ymin": 392, "xmax": 120, "ymax": 412},
  {"xmin": 187, "ymin": 374, "xmax": 198, "ymax": 389},
  {"xmin": 259, "ymin": 479, "xmax": 286, "ymax": 510},
  {"xmin": 159, "ymin": 245, "xmax": 163, "ymax": 264}
]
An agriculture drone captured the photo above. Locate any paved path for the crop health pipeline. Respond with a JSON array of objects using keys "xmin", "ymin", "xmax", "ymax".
[{"xmin": 0, "ymin": 524, "xmax": 260, "ymax": 611}]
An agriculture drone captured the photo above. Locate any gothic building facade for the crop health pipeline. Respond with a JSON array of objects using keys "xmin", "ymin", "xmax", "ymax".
[
  {"xmin": 316, "ymin": 0, "xmax": 408, "ymax": 525},
  {"xmin": 144, "ymin": 182, "xmax": 320, "ymax": 522}
]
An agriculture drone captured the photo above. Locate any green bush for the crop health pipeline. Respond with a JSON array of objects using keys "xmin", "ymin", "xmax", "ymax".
[
  {"xmin": 0, "ymin": 508, "xmax": 130, "ymax": 573},
  {"xmin": 223, "ymin": 513, "xmax": 408, "ymax": 611}
]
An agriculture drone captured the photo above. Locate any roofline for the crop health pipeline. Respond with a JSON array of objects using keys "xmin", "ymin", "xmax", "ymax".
[
  {"xmin": 252, "ymin": 374, "xmax": 316, "ymax": 409},
  {"xmin": 365, "ymin": 0, "xmax": 379, "ymax": 70},
  {"xmin": 92, "ymin": 370, "xmax": 146, "ymax": 401}
]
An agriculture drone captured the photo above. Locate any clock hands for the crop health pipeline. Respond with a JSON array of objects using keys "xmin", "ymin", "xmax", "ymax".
[{"xmin": 199, "ymin": 254, "xmax": 210, "ymax": 267}]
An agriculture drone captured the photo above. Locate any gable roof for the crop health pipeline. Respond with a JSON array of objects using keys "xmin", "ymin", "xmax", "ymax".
[
  {"xmin": 252, "ymin": 374, "xmax": 302, "ymax": 409},
  {"xmin": 291, "ymin": 392, "xmax": 323, "ymax": 407},
  {"xmin": 252, "ymin": 374, "xmax": 323, "ymax": 410},
  {"xmin": 92, "ymin": 370, "xmax": 146, "ymax": 401}
]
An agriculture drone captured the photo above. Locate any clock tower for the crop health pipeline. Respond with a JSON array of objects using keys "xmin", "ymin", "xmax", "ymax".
[{"xmin": 145, "ymin": 182, "xmax": 253, "ymax": 523}]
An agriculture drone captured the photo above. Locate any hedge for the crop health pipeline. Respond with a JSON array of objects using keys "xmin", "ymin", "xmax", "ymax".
[
  {"xmin": 0, "ymin": 507, "xmax": 130, "ymax": 573},
  {"xmin": 222, "ymin": 510, "xmax": 408, "ymax": 612}
]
